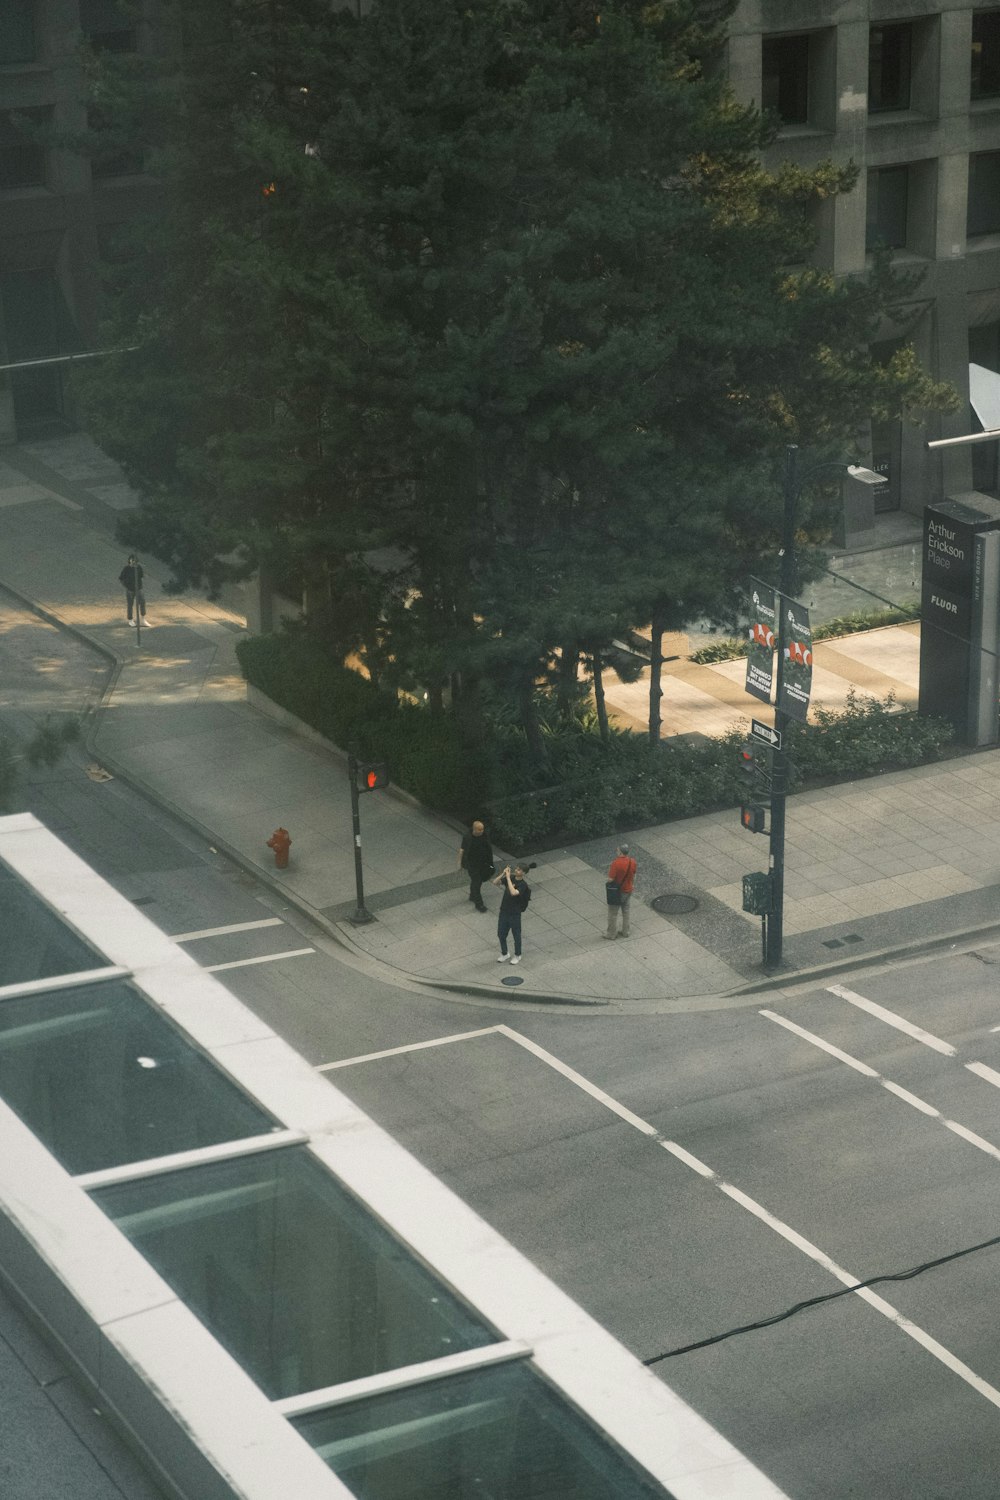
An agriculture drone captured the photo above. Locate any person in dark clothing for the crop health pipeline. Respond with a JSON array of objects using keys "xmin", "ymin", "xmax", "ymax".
[
  {"xmin": 458, "ymin": 819, "xmax": 493, "ymax": 912},
  {"xmin": 494, "ymin": 864, "xmax": 530, "ymax": 965},
  {"xmin": 118, "ymin": 555, "xmax": 146, "ymax": 625}
]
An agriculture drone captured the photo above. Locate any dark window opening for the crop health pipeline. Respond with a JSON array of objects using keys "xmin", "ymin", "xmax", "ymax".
[
  {"xmin": 762, "ymin": 33, "xmax": 810, "ymax": 125},
  {"xmin": 80, "ymin": 0, "xmax": 136, "ymax": 54},
  {"xmin": 968, "ymin": 150, "xmax": 1000, "ymax": 237},
  {"xmin": 866, "ymin": 165, "xmax": 909, "ymax": 251},
  {"xmin": 0, "ymin": 269, "xmax": 79, "ymax": 434},
  {"xmin": 0, "ymin": 0, "xmax": 36, "ymax": 65},
  {"xmin": 972, "ymin": 11, "xmax": 1000, "ymax": 98},
  {"xmin": 869, "ymin": 23, "xmax": 912, "ymax": 113},
  {"xmin": 0, "ymin": 106, "xmax": 49, "ymax": 189},
  {"xmin": 89, "ymin": 105, "xmax": 143, "ymax": 178}
]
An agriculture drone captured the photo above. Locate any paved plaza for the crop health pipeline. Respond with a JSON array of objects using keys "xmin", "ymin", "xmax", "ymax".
[{"xmin": 2, "ymin": 434, "xmax": 998, "ymax": 1011}]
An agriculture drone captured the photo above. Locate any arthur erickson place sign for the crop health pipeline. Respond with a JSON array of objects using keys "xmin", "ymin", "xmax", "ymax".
[{"xmin": 918, "ymin": 498, "xmax": 1000, "ymax": 745}]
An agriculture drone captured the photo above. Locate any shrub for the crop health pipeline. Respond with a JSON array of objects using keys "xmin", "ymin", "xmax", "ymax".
[
  {"xmin": 238, "ymin": 633, "xmax": 954, "ymax": 848},
  {"xmin": 236, "ymin": 631, "xmax": 490, "ymax": 815}
]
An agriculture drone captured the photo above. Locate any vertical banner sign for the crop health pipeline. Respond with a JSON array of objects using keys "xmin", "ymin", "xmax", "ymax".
[
  {"xmin": 779, "ymin": 600, "xmax": 813, "ymax": 722},
  {"xmin": 745, "ymin": 584, "xmax": 776, "ymax": 704}
]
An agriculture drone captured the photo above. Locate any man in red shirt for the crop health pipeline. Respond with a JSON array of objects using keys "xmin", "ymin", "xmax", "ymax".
[{"xmin": 605, "ymin": 843, "xmax": 637, "ymax": 939}]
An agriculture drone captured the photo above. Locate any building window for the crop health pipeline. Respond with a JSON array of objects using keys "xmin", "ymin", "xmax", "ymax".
[
  {"xmin": 0, "ymin": 0, "xmax": 36, "ymax": 65},
  {"xmin": 762, "ymin": 33, "xmax": 810, "ymax": 125},
  {"xmin": 869, "ymin": 23, "xmax": 912, "ymax": 112},
  {"xmin": 968, "ymin": 150, "xmax": 1000, "ymax": 237},
  {"xmin": 866, "ymin": 165, "xmax": 909, "ymax": 251},
  {"xmin": 80, "ymin": 0, "xmax": 136, "ymax": 54},
  {"xmin": 972, "ymin": 10, "xmax": 1000, "ymax": 98},
  {"xmin": 89, "ymin": 105, "xmax": 143, "ymax": 178},
  {"xmin": 0, "ymin": 107, "xmax": 48, "ymax": 189}
]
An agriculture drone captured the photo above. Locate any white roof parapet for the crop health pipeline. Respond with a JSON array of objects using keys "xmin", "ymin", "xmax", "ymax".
[{"xmin": 0, "ymin": 813, "xmax": 791, "ymax": 1500}]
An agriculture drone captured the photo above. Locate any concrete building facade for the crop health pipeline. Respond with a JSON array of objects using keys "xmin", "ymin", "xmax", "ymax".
[
  {"xmin": 727, "ymin": 1, "xmax": 1000, "ymax": 513},
  {"xmin": 3, "ymin": 1, "xmax": 998, "ymax": 520},
  {"xmin": 0, "ymin": 0, "xmax": 161, "ymax": 444}
]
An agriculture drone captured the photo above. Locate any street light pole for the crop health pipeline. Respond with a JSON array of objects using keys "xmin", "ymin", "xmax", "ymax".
[
  {"xmin": 764, "ymin": 444, "xmax": 798, "ymax": 969},
  {"xmin": 761, "ymin": 447, "xmax": 887, "ymax": 970}
]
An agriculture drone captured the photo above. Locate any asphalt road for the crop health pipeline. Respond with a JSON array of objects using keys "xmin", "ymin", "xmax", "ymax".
[{"xmin": 7, "ymin": 597, "xmax": 1000, "ymax": 1498}]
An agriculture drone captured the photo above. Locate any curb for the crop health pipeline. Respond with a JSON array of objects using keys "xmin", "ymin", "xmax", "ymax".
[{"xmin": 8, "ymin": 577, "xmax": 999, "ymax": 1012}]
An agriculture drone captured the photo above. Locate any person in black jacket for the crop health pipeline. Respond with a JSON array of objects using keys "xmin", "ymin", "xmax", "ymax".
[
  {"xmin": 458, "ymin": 819, "xmax": 493, "ymax": 912},
  {"xmin": 494, "ymin": 864, "xmax": 530, "ymax": 965},
  {"xmin": 118, "ymin": 555, "xmax": 146, "ymax": 625}
]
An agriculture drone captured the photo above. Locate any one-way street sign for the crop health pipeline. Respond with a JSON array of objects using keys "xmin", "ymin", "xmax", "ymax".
[{"xmin": 750, "ymin": 718, "xmax": 781, "ymax": 750}]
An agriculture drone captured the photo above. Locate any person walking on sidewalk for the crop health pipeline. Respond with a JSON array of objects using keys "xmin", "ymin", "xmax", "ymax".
[
  {"xmin": 494, "ymin": 864, "xmax": 530, "ymax": 965},
  {"xmin": 118, "ymin": 554, "xmax": 147, "ymax": 625},
  {"xmin": 458, "ymin": 819, "xmax": 494, "ymax": 912},
  {"xmin": 605, "ymin": 842, "xmax": 637, "ymax": 940}
]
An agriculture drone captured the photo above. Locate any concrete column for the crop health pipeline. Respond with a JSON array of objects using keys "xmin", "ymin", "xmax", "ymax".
[
  {"xmin": 726, "ymin": 30, "xmax": 760, "ymax": 111},
  {"xmin": 831, "ymin": 21, "xmax": 870, "ymax": 274},
  {"xmin": 932, "ymin": 289, "xmax": 975, "ymax": 497}
]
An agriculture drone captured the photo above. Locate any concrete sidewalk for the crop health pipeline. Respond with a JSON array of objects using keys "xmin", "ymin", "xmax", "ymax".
[{"xmin": 3, "ymin": 433, "xmax": 998, "ymax": 1011}]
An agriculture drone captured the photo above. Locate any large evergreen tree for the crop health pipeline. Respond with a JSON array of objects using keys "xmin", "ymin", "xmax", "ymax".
[{"xmin": 77, "ymin": 0, "xmax": 952, "ymax": 751}]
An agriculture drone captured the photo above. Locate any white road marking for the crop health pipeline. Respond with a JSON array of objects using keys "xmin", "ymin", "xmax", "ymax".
[
  {"xmin": 497, "ymin": 1030, "xmax": 1000, "ymax": 1413},
  {"xmin": 204, "ymin": 948, "xmax": 314, "ymax": 972},
  {"xmin": 762, "ymin": 1009, "xmax": 1000, "ymax": 1163},
  {"xmin": 171, "ymin": 918, "xmax": 285, "ymax": 943},
  {"xmin": 496, "ymin": 1025, "xmax": 661, "ymax": 1136},
  {"xmin": 943, "ymin": 1119, "xmax": 1000, "ymax": 1162},
  {"xmin": 318, "ymin": 1027, "xmax": 503, "ymax": 1072},
  {"xmin": 313, "ymin": 1019, "xmax": 1000, "ymax": 1411},
  {"xmin": 717, "ymin": 1180, "xmax": 860, "ymax": 1289},
  {"xmin": 966, "ymin": 1061, "xmax": 1000, "ymax": 1090},
  {"xmin": 854, "ymin": 1287, "xmax": 1000, "ymax": 1412},
  {"xmin": 826, "ymin": 984, "xmax": 957, "ymax": 1056},
  {"xmin": 760, "ymin": 1009, "xmax": 879, "ymax": 1077},
  {"xmin": 660, "ymin": 1141, "xmax": 714, "ymax": 1178},
  {"xmin": 881, "ymin": 1080, "xmax": 940, "ymax": 1116}
]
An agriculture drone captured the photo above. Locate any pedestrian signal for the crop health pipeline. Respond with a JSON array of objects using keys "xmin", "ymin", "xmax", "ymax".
[
  {"xmin": 358, "ymin": 761, "xmax": 388, "ymax": 793},
  {"xmin": 740, "ymin": 803, "xmax": 767, "ymax": 834}
]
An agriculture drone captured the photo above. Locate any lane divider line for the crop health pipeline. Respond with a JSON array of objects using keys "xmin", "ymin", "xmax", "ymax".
[
  {"xmin": 204, "ymin": 948, "xmax": 314, "ymax": 972},
  {"xmin": 826, "ymin": 984, "xmax": 957, "ymax": 1056},
  {"xmin": 493, "ymin": 1029, "xmax": 1000, "ymax": 1412},
  {"xmin": 966, "ymin": 1061, "xmax": 1000, "ymax": 1090},
  {"xmin": 171, "ymin": 918, "xmax": 285, "ymax": 943},
  {"xmin": 496, "ymin": 1025, "xmax": 660, "ymax": 1136},
  {"xmin": 306, "ymin": 1019, "xmax": 1000, "ymax": 1411},
  {"xmin": 826, "ymin": 982, "xmax": 1000, "ymax": 1099},
  {"xmin": 759, "ymin": 1009, "xmax": 879, "ymax": 1078},
  {"xmin": 318, "ymin": 1027, "xmax": 503, "ymax": 1072},
  {"xmin": 762, "ymin": 1009, "xmax": 1000, "ymax": 1164}
]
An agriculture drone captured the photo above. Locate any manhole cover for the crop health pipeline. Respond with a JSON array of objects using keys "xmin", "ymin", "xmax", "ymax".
[
  {"xmin": 500, "ymin": 975, "xmax": 524, "ymax": 986},
  {"xmin": 651, "ymin": 893, "xmax": 699, "ymax": 916}
]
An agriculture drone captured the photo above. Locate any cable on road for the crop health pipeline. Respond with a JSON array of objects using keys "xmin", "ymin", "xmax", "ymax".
[{"xmin": 643, "ymin": 1229, "xmax": 1000, "ymax": 1365}]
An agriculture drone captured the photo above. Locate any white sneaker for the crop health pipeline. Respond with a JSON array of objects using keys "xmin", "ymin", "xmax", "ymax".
[
  {"xmin": 510, "ymin": 955, "xmax": 521, "ymax": 965},
  {"xmin": 497, "ymin": 953, "xmax": 510, "ymax": 963}
]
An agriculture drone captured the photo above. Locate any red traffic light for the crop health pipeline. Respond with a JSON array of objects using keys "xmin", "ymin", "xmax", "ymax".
[
  {"xmin": 738, "ymin": 742, "xmax": 756, "ymax": 777},
  {"xmin": 740, "ymin": 803, "xmax": 766, "ymax": 834},
  {"xmin": 358, "ymin": 761, "xmax": 388, "ymax": 793}
]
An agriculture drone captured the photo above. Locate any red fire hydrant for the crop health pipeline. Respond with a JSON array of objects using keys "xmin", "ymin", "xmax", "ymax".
[{"xmin": 267, "ymin": 827, "xmax": 291, "ymax": 869}]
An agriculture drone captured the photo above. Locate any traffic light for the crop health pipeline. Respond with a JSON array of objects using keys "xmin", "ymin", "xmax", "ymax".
[
  {"xmin": 740, "ymin": 803, "xmax": 767, "ymax": 834},
  {"xmin": 738, "ymin": 742, "xmax": 757, "ymax": 780},
  {"xmin": 358, "ymin": 761, "xmax": 388, "ymax": 793}
]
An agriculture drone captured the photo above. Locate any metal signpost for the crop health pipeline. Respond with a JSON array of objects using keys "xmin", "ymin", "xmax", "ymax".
[
  {"xmin": 741, "ymin": 445, "xmax": 887, "ymax": 970},
  {"xmin": 345, "ymin": 751, "xmax": 388, "ymax": 925}
]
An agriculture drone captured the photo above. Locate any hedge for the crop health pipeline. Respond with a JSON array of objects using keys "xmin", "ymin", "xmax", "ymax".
[
  {"xmin": 237, "ymin": 632, "xmax": 954, "ymax": 850},
  {"xmin": 691, "ymin": 602, "xmax": 920, "ymax": 664},
  {"xmin": 236, "ymin": 631, "xmax": 491, "ymax": 815}
]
